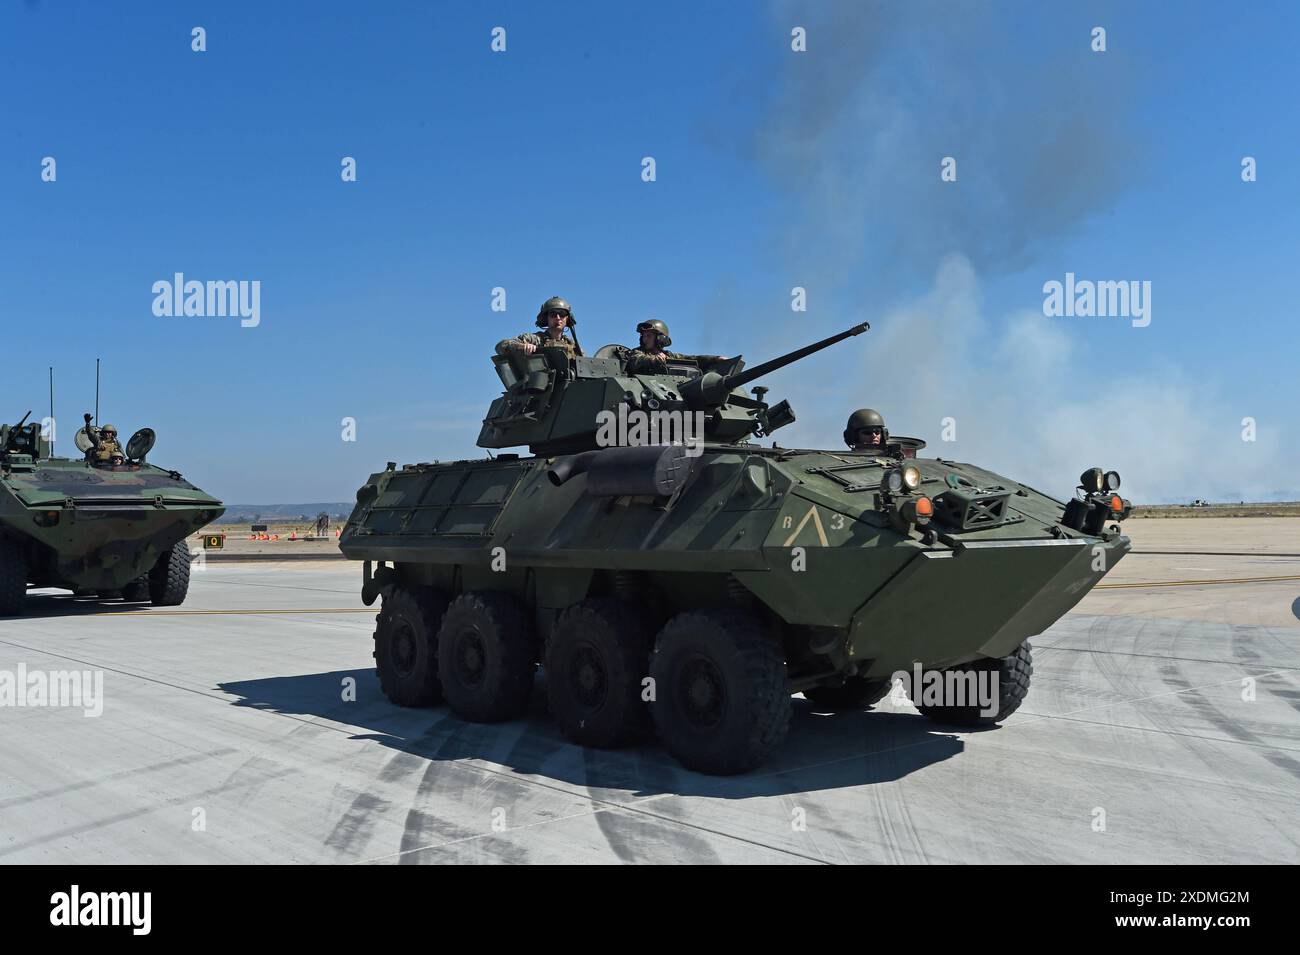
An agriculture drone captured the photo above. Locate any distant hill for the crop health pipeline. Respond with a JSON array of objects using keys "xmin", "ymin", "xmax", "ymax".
[{"xmin": 214, "ymin": 503, "xmax": 353, "ymax": 524}]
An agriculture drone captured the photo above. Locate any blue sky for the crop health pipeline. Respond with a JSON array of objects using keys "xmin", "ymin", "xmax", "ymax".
[{"xmin": 3, "ymin": 1, "xmax": 1297, "ymax": 503}]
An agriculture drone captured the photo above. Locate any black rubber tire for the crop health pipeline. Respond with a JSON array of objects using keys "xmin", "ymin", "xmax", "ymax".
[
  {"xmin": 437, "ymin": 591, "xmax": 537, "ymax": 722},
  {"xmin": 148, "ymin": 541, "xmax": 191, "ymax": 606},
  {"xmin": 121, "ymin": 579, "xmax": 150, "ymax": 602},
  {"xmin": 804, "ymin": 675, "xmax": 892, "ymax": 710},
  {"xmin": 546, "ymin": 598, "xmax": 654, "ymax": 748},
  {"xmin": 373, "ymin": 586, "xmax": 448, "ymax": 707},
  {"xmin": 916, "ymin": 641, "xmax": 1033, "ymax": 726},
  {"xmin": 650, "ymin": 610, "xmax": 791, "ymax": 775},
  {"xmin": 0, "ymin": 538, "xmax": 26, "ymax": 616}
]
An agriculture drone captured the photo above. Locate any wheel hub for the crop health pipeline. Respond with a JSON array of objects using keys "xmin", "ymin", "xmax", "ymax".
[{"xmin": 679, "ymin": 656, "xmax": 725, "ymax": 727}]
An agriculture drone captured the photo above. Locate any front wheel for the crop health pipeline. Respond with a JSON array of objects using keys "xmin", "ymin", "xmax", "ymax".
[
  {"xmin": 148, "ymin": 541, "xmax": 192, "ymax": 606},
  {"xmin": 650, "ymin": 611, "xmax": 791, "ymax": 775},
  {"xmin": 916, "ymin": 642, "xmax": 1033, "ymax": 726}
]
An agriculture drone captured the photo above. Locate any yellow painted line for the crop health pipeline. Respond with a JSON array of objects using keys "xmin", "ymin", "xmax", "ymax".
[{"xmin": 1096, "ymin": 574, "xmax": 1300, "ymax": 590}]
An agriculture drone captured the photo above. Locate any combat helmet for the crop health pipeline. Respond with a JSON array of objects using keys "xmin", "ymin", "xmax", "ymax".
[
  {"xmin": 535, "ymin": 296, "xmax": 576, "ymax": 329},
  {"xmin": 636, "ymin": 319, "xmax": 672, "ymax": 348},
  {"xmin": 844, "ymin": 408, "xmax": 887, "ymax": 449}
]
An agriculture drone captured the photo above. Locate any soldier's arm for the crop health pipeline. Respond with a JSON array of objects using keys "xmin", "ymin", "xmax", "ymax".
[
  {"xmin": 82, "ymin": 413, "xmax": 101, "ymax": 450},
  {"xmin": 495, "ymin": 332, "xmax": 542, "ymax": 356},
  {"xmin": 625, "ymin": 350, "xmax": 666, "ymax": 374}
]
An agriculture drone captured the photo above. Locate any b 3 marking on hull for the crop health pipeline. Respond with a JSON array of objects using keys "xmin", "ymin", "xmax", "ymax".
[{"xmin": 782, "ymin": 503, "xmax": 830, "ymax": 547}]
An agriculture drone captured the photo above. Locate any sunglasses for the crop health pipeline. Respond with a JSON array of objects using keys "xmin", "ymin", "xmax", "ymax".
[{"xmin": 547, "ymin": 310, "xmax": 570, "ymax": 319}]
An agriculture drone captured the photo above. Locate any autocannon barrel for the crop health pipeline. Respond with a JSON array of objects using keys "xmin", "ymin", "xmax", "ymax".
[
  {"xmin": 726, "ymin": 321, "xmax": 870, "ymax": 392},
  {"xmin": 680, "ymin": 321, "xmax": 870, "ymax": 408}
]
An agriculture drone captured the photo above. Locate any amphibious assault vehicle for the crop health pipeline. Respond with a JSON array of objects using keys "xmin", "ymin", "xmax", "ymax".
[
  {"xmin": 340, "ymin": 324, "xmax": 1132, "ymax": 774},
  {"xmin": 0, "ymin": 412, "xmax": 223, "ymax": 615}
]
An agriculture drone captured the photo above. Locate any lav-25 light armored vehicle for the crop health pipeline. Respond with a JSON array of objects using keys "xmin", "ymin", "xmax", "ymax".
[
  {"xmin": 340, "ymin": 324, "xmax": 1132, "ymax": 774},
  {"xmin": 0, "ymin": 412, "xmax": 224, "ymax": 615}
]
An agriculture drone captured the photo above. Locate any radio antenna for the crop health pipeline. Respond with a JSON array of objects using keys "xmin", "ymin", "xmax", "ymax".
[
  {"xmin": 95, "ymin": 358, "xmax": 101, "ymax": 426},
  {"xmin": 48, "ymin": 367, "xmax": 55, "ymax": 454}
]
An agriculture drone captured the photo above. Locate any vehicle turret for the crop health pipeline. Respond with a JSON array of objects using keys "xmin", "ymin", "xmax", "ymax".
[{"xmin": 477, "ymin": 321, "xmax": 871, "ymax": 455}]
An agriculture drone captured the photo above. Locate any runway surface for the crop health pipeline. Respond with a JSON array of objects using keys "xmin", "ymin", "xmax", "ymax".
[{"xmin": 2, "ymin": 520, "xmax": 1297, "ymax": 864}]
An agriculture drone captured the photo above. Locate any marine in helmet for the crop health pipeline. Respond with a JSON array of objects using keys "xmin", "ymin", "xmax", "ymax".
[
  {"xmin": 496, "ymin": 296, "xmax": 584, "ymax": 360},
  {"xmin": 83, "ymin": 412, "xmax": 125, "ymax": 466},
  {"xmin": 621, "ymin": 319, "xmax": 682, "ymax": 374},
  {"xmin": 844, "ymin": 408, "xmax": 888, "ymax": 453},
  {"xmin": 620, "ymin": 319, "xmax": 727, "ymax": 375}
]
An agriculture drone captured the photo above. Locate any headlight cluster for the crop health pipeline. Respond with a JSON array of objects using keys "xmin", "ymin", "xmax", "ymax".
[
  {"xmin": 882, "ymin": 465, "xmax": 921, "ymax": 494},
  {"xmin": 1063, "ymin": 468, "xmax": 1132, "ymax": 534},
  {"xmin": 879, "ymin": 465, "xmax": 932, "ymax": 533},
  {"xmin": 1080, "ymin": 468, "xmax": 1122, "ymax": 494}
]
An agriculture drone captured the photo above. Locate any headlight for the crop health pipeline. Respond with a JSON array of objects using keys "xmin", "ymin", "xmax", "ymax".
[
  {"xmin": 882, "ymin": 469, "xmax": 903, "ymax": 494},
  {"xmin": 1103, "ymin": 470, "xmax": 1121, "ymax": 492},
  {"xmin": 1080, "ymin": 468, "xmax": 1104, "ymax": 493},
  {"xmin": 901, "ymin": 465, "xmax": 921, "ymax": 490}
]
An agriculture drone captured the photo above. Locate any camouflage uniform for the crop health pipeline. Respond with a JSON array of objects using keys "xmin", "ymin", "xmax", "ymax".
[
  {"xmin": 495, "ymin": 331, "xmax": 580, "ymax": 360},
  {"xmin": 621, "ymin": 347, "xmax": 684, "ymax": 375},
  {"xmin": 85, "ymin": 419, "xmax": 124, "ymax": 464},
  {"xmin": 93, "ymin": 440, "xmax": 124, "ymax": 463},
  {"xmin": 620, "ymin": 319, "xmax": 724, "ymax": 374}
]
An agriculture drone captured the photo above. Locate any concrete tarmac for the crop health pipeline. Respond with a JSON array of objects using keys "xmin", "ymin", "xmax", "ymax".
[{"xmin": 1, "ymin": 526, "xmax": 1297, "ymax": 864}]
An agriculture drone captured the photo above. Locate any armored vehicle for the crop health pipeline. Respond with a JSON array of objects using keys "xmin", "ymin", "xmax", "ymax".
[
  {"xmin": 0, "ymin": 412, "xmax": 224, "ymax": 615},
  {"xmin": 340, "ymin": 324, "xmax": 1132, "ymax": 774}
]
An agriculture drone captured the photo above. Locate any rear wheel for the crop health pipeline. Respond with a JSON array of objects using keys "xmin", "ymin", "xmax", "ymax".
[
  {"xmin": 148, "ymin": 541, "xmax": 192, "ymax": 606},
  {"xmin": 650, "ymin": 610, "xmax": 791, "ymax": 775},
  {"xmin": 0, "ymin": 539, "xmax": 26, "ymax": 616},
  {"xmin": 374, "ymin": 586, "xmax": 448, "ymax": 707},
  {"xmin": 916, "ymin": 641, "xmax": 1033, "ymax": 726},
  {"xmin": 804, "ymin": 675, "xmax": 892, "ymax": 710},
  {"xmin": 121, "ymin": 578, "xmax": 150, "ymax": 602},
  {"xmin": 437, "ymin": 591, "xmax": 537, "ymax": 722},
  {"xmin": 546, "ymin": 598, "xmax": 654, "ymax": 748}
]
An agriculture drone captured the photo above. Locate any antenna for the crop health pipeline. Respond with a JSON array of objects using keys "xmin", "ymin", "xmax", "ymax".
[
  {"xmin": 95, "ymin": 358, "xmax": 100, "ymax": 426},
  {"xmin": 48, "ymin": 367, "xmax": 55, "ymax": 454}
]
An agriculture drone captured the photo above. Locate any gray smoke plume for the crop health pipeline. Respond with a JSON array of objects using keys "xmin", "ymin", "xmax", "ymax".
[
  {"xmin": 730, "ymin": 1, "xmax": 1294, "ymax": 502},
  {"xmin": 754, "ymin": 0, "xmax": 1140, "ymax": 294}
]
